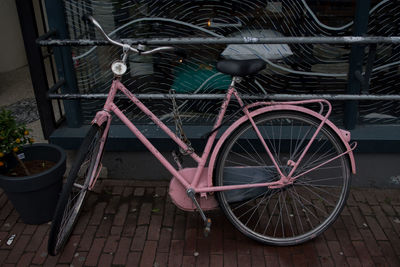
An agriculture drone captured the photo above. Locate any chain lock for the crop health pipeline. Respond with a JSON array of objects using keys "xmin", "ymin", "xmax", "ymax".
[{"xmin": 169, "ymin": 89, "xmax": 194, "ymax": 155}]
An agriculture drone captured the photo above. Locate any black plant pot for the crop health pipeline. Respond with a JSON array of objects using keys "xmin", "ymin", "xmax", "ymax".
[{"xmin": 0, "ymin": 143, "xmax": 66, "ymax": 224}]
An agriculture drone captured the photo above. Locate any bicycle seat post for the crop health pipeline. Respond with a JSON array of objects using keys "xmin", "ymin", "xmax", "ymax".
[{"xmin": 232, "ymin": 76, "xmax": 242, "ymax": 86}]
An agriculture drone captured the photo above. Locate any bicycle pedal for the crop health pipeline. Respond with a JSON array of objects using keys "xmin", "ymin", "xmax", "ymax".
[{"xmin": 203, "ymin": 218, "xmax": 212, "ymax": 237}]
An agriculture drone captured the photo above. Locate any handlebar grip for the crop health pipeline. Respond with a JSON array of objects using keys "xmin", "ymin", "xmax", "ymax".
[{"xmin": 82, "ymin": 14, "xmax": 93, "ymax": 23}]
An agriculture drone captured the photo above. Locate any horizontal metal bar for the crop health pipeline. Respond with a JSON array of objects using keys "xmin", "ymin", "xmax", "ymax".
[
  {"xmin": 38, "ymin": 36, "xmax": 400, "ymax": 46},
  {"xmin": 48, "ymin": 93, "xmax": 400, "ymax": 101},
  {"xmin": 47, "ymin": 79, "xmax": 65, "ymax": 94}
]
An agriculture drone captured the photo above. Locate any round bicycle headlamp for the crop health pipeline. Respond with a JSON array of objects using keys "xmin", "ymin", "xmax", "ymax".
[{"xmin": 111, "ymin": 60, "xmax": 127, "ymax": 76}]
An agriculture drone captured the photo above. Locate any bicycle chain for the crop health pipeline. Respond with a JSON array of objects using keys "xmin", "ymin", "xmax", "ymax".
[{"xmin": 169, "ymin": 89, "xmax": 194, "ymax": 155}]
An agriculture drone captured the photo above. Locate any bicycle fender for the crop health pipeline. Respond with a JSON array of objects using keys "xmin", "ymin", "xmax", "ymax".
[{"xmin": 207, "ymin": 105, "xmax": 356, "ymax": 187}]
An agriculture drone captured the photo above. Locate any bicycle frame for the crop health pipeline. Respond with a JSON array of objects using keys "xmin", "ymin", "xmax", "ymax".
[
  {"xmin": 90, "ymin": 77, "xmax": 357, "ymax": 198},
  {"xmin": 49, "ymin": 16, "xmax": 362, "ymax": 256}
]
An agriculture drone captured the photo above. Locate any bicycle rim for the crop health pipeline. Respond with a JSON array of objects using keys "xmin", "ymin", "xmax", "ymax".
[
  {"xmin": 48, "ymin": 124, "xmax": 106, "ymax": 255},
  {"xmin": 215, "ymin": 111, "xmax": 351, "ymax": 246}
]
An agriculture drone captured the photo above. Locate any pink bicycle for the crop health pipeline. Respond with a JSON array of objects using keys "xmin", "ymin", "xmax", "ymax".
[{"xmin": 48, "ymin": 16, "xmax": 357, "ymax": 255}]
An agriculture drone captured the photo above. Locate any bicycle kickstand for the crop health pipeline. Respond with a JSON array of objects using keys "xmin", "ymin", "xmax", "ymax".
[{"xmin": 186, "ymin": 189, "xmax": 212, "ymax": 237}]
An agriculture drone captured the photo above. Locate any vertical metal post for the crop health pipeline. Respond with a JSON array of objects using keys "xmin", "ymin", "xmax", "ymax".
[
  {"xmin": 44, "ymin": 0, "xmax": 82, "ymax": 127},
  {"xmin": 344, "ymin": 0, "xmax": 371, "ymax": 129},
  {"xmin": 15, "ymin": 0, "xmax": 55, "ymax": 139}
]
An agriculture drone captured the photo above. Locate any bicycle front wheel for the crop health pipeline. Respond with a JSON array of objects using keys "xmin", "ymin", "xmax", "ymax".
[
  {"xmin": 215, "ymin": 111, "xmax": 351, "ymax": 246},
  {"xmin": 48, "ymin": 123, "xmax": 107, "ymax": 255}
]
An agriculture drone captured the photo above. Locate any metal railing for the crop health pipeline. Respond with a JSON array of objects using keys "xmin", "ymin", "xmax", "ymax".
[
  {"xmin": 38, "ymin": 36, "xmax": 400, "ymax": 46},
  {"xmin": 18, "ymin": 0, "xmax": 400, "ymax": 139},
  {"xmin": 40, "ymin": 36, "xmax": 400, "ymax": 102}
]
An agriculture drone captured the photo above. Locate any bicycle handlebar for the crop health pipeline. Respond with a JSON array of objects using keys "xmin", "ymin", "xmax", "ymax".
[{"xmin": 82, "ymin": 14, "xmax": 175, "ymax": 55}]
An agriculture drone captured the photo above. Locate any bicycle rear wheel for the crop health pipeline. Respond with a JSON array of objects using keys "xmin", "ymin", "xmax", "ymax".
[
  {"xmin": 215, "ymin": 111, "xmax": 351, "ymax": 246},
  {"xmin": 48, "ymin": 123, "xmax": 107, "ymax": 255}
]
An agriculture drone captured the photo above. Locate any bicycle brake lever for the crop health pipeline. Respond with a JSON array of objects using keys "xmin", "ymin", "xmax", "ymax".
[{"xmin": 140, "ymin": 46, "xmax": 175, "ymax": 55}]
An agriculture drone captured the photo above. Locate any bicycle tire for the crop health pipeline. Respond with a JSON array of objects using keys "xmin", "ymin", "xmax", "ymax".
[
  {"xmin": 48, "ymin": 123, "xmax": 107, "ymax": 255},
  {"xmin": 215, "ymin": 111, "xmax": 351, "ymax": 246}
]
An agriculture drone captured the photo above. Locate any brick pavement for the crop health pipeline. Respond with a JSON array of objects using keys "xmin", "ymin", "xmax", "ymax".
[{"xmin": 0, "ymin": 180, "xmax": 400, "ymax": 266}]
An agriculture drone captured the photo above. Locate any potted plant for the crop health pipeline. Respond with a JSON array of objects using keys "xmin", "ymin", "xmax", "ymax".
[{"xmin": 0, "ymin": 109, "xmax": 66, "ymax": 224}]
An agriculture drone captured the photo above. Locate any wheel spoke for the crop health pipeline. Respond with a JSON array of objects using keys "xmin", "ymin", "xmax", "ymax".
[
  {"xmin": 216, "ymin": 111, "xmax": 350, "ymax": 245},
  {"xmin": 282, "ymin": 190, "xmax": 295, "ymax": 237},
  {"xmin": 48, "ymin": 124, "xmax": 106, "ymax": 255}
]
